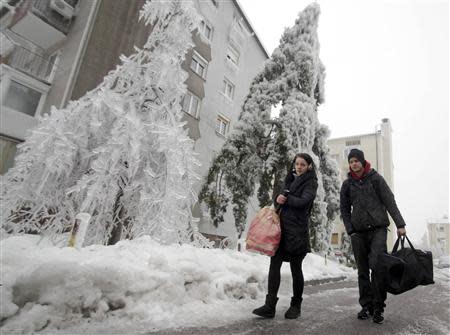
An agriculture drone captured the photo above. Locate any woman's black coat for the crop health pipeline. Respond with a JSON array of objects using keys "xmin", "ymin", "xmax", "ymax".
[{"xmin": 276, "ymin": 170, "xmax": 318, "ymax": 261}]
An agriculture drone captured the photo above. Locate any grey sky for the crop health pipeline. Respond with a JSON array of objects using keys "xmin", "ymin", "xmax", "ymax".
[{"xmin": 238, "ymin": 0, "xmax": 449, "ymax": 241}]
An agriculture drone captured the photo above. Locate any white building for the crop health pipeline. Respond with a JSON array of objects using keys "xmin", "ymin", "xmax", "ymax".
[{"xmin": 427, "ymin": 217, "xmax": 450, "ymax": 256}]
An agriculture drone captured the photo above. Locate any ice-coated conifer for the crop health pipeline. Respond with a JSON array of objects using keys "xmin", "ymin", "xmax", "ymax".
[
  {"xmin": 200, "ymin": 4, "xmax": 340, "ymax": 252},
  {"xmin": 1, "ymin": 0, "xmax": 212, "ymax": 248}
]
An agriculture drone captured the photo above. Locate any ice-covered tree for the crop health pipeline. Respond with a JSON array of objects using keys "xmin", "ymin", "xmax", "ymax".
[
  {"xmin": 199, "ymin": 3, "xmax": 340, "ymax": 252},
  {"xmin": 1, "ymin": 0, "xmax": 211, "ymax": 247}
]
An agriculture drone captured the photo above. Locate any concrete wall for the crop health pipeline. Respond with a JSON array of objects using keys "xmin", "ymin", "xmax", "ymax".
[
  {"xmin": 70, "ymin": 0, "xmax": 151, "ymax": 101},
  {"xmin": 42, "ymin": 0, "xmax": 100, "ymax": 113}
]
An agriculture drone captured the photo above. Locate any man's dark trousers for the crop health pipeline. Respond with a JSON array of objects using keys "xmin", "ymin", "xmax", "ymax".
[{"xmin": 351, "ymin": 228, "xmax": 387, "ymax": 311}]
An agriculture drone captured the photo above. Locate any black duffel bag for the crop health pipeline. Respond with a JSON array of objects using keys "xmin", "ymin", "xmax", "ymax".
[{"xmin": 377, "ymin": 235, "xmax": 434, "ymax": 295}]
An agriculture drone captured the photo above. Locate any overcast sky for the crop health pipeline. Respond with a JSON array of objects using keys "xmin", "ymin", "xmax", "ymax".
[{"xmin": 238, "ymin": 0, "xmax": 449, "ymax": 241}]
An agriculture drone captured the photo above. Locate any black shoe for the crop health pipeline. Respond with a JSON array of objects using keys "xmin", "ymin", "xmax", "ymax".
[
  {"xmin": 252, "ymin": 295, "xmax": 278, "ymax": 318},
  {"xmin": 284, "ymin": 297, "xmax": 302, "ymax": 319},
  {"xmin": 357, "ymin": 306, "xmax": 374, "ymax": 320},
  {"xmin": 284, "ymin": 305, "xmax": 301, "ymax": 319},
  {"xmin": 372, "ymin": 310, "xmax": 384, "ymax": 324}
]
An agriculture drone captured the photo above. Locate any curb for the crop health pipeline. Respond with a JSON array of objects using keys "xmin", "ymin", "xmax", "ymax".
[{"xmin": 305, "ymin": 275, "xmax": 347, "ymax": 286}]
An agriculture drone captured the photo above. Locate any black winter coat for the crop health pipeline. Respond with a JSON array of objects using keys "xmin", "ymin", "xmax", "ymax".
[
  {"xmin": 340, "ymin": 168, "xmax": 406, "ymax": 235},
  {"xmin": 277, "ymin": 170, "xmax": 318, "ymax": 260}
]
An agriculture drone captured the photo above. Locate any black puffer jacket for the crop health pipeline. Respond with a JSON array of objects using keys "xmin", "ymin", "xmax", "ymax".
[
  {"xmin": 277, "ymin": 170, "xmax": 318, "ymax": 259},
  {"xmin": 340, "ymin": 168, "xmax": 405, "ymax": 235}
]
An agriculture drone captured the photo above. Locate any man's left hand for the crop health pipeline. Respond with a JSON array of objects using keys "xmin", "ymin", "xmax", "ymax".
[{"xmin": 397, "ymin": 227, "xmax": 406, "ymax": 236}]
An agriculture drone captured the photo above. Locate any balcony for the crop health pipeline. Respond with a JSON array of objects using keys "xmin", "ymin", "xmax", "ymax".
[
  {"xmin": 7, "ymin": 45, "xmax": 57, "ymax": 83},
  {"xmin": 31, "ymin": 0, "xmax": 77, "ymax": 34},
  {"xmin": 6, "ymin": 0, "xmax": 78, "ymax": 49}
]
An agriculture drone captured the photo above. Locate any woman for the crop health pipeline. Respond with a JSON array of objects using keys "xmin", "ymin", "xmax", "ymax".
[{"xmin": 253, "ymin": 153, "xmax": 318, "ymax": 319}]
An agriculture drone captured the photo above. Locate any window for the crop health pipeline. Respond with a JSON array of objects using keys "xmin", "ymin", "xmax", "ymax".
[
  {"xmin": 190, "ymin": 51, "xmax": 208, "ymax": 79},
  {"xmin": 222, "ymin": 78, "xmax": 235, "ymax": 100},
  {"xmin": 226, "ymin": 43, "xmax": 240, "ymax": 65},
  {"xmin": 4, "ymin": 80, "xmax": 42, "ymax": 116},
  {"xmin": 236, "ymin": 20, "xmax": 245, "ymax": 34},
  {"xmin": 216, "ymin": 115, "xmax": 230, "ymax": 136},
  {"xmin": 331, "ymin": 233, "xmax": 339, "ymax": 245},
  {"xmin": 199, "ymin": 20, "xmax": 213, "ymax": 41},
  {"xmin": 232, "ymin": 16, "xmax": 249, "ymax": 37},
  {"xmin": 0, "ymin": 135, "xmax": 20, "ymax": 175},
  {"xmin": 345, "ymin": 139, "xmax": 361, "ymax": 146},
  {"xmin": 181, "ymin": 91, "xmax": 201, "ymax": 118}
]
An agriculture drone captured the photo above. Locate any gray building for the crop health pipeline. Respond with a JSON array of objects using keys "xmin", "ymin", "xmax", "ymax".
[
  {"xmin": 0, "ymin": 0, "xmax": 269, "ymax": 242},
  {"xmin": 186, "ymin": 1, "xmax": 269, "ymax": 241},
  {"xmin": 1, "ymin": 0, "xmax": 100, "ymax": 174}
]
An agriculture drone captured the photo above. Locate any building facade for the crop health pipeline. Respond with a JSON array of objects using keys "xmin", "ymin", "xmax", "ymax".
[
  {"xmin": 1, "ymin": 0, "xmax": 101, "ymax": 174},
  {"xmin": 327, "ymin": 118, "xmax": 397, "ymax": 250},
  {"xmin": 427, "ymin": 218, "xmax": 450, "ymax": 256}
]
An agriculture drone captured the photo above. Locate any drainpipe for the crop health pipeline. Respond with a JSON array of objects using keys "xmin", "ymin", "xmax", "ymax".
[
  {"xmin": 375, "ymin": 124, "xmax": 379, "ymax": 171},
  {"xmin": 60, "ymin": 0, "xmax": 101, "ymax": 108}
]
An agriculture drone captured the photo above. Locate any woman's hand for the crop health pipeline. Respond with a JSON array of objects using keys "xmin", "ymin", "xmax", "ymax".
[{"xmin": 276, "ymin": 194, "xmax": 287, "ymax": 205}]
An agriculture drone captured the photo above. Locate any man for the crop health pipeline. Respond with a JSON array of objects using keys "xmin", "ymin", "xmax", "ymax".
[{"xmin": 340, "ymin": 148, "xmax": 406, "ymax": 324}]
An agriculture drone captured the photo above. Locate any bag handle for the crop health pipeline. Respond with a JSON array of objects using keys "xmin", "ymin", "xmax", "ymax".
[
  {"xmin": 404, "ymin": 235, "xmax": 417, "ymax": 253},
  {"xmin": 272, "ymin": 204, "xmax": 282, "ymax": 216},
  {"xmin": 392, "ymin": 235, "xmax": 416, "ymax": 253},
  {"xmin": 392, "ymin": 236, "xmax": 402, "ymax": 252}
]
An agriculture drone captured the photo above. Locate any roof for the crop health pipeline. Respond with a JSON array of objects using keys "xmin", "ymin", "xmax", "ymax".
[
  {"xmin": 232, "ymin": 0, "xmax": 270, "ymax": 58},
  {"xmin": 328, "ymin": 132, "xmax": 381, "ymax": 142},
  {"xmin": 427, "ymin": 218, "xmax": 449, "ymax": 224}
]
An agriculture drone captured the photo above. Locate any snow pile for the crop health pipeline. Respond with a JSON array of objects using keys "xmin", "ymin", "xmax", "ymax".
[{"xmin": 1, "ymin": 235, "xmax": 354, "ymax": 333}]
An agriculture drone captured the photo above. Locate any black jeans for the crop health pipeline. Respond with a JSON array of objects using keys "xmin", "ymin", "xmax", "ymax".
[
  {"xmin": 268, "ymin": 251, "xmax": 306, "ymax": 301},
  {"xmin": 351, "ymin": 228, "xmax": 387, "ymax": 311}
]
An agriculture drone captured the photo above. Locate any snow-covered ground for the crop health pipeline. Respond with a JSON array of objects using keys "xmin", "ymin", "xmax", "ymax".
[{"xmin": 1, "ymin": 235, "xmax": 355, "ymax": 334}]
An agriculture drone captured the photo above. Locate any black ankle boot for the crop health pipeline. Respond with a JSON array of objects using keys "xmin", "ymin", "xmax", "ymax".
[
  {"xmin": 372, "ymin": 310, "xmax": 384, "ymax": 324},
  {"xmin": 357, "ymin": 305, "xmax": 374, "ymax": 320},
  {"xmin": 284, "ymin": 297, "xmax": 302, "ymax": 319},
  {"xmin": 252, "ymin": 294, "xmax": 279, "ymax": 318}
]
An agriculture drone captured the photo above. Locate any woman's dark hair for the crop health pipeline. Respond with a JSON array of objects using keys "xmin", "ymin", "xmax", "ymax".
[{"xmin": 284, "ymin": 153, "xmax": 317, "ymax": 185}]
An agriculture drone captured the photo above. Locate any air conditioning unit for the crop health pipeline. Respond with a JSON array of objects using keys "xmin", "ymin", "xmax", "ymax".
[{"xmin": 49, "ymin": 0, "xmax": 75, "ymax": 19}]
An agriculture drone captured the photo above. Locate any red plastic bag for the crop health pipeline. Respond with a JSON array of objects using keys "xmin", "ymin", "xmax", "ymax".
[{"xmin": 246, "ymin": 207, "xmax": 281, "ymax": 256}]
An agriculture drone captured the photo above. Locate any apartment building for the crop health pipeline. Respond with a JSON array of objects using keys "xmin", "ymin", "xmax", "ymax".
[
  {"xmin": 0, "ymin": 0, "xmax": 101, "ymax": 174},
  {"xmin": 0, "ymin": 0, "xmax": 269, "ymax": 242},
  {"xmin": 187, "ymin": 1, "xmax": 269, "ymax": 239},
  {"xmin": 427, "ymin": 217, "xmax": 450, "ymax": 256},
  {"xmin": 327, "ymin": 118, "xmax": 397, "ymax": 250}
]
